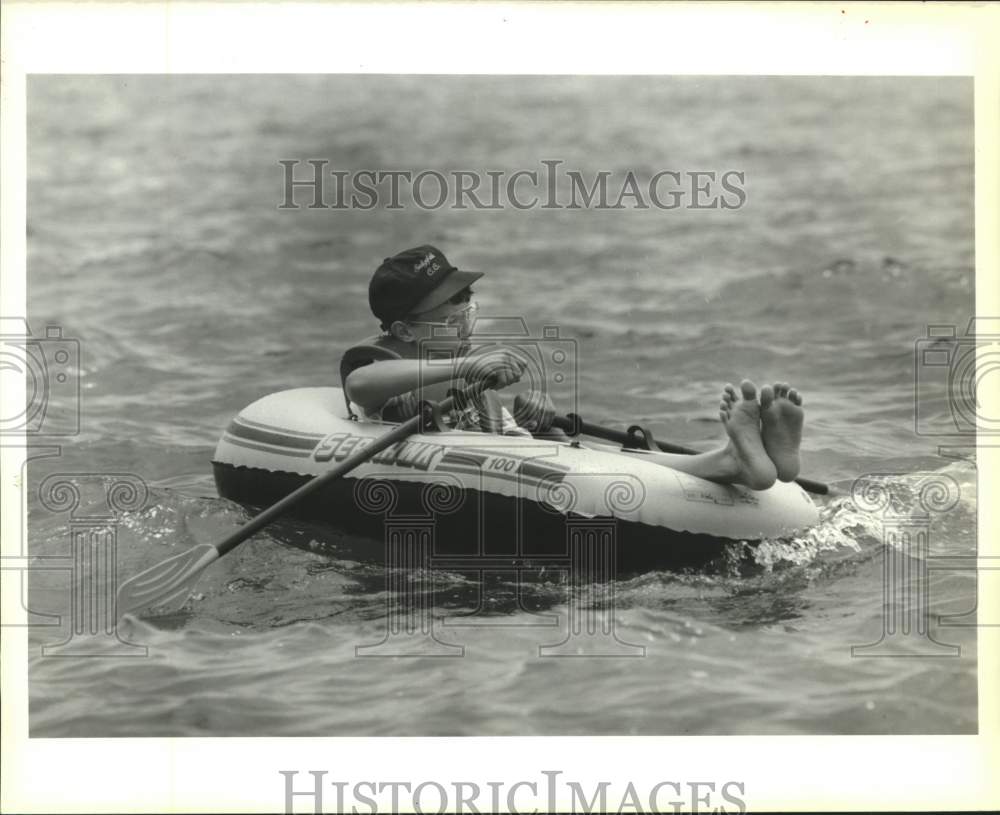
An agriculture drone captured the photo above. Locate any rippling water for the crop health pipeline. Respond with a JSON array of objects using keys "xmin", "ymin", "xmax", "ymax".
[{"xmin": 23, "ymin": 75, "xmax": 976, "ymax": 735}]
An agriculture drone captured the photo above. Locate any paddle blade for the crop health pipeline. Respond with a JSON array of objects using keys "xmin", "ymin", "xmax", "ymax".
[{"xmin": 116, "ymin": 543, "xmax": 220, "ymax": 618}]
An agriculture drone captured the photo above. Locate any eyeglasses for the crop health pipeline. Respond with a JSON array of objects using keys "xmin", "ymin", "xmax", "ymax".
[
  {"xmin": 444, "ymin": 300, "xmax": 478, "ymax": 325},
  {"xmin": 407, "ymin": 299, "xmax": 479, "ymax": 329}
]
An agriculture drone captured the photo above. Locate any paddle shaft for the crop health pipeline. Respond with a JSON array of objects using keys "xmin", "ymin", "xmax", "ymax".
[
  {"xmin": 213, "ymin": 384, "xmax": 485, "ymax": 558},
  {"xmin": 552, "ymin": 415, "xmax": 693, "ymax": 455},
  {"xmin": 215, "ymin": 413, "xmax": 421, "ymax": 556},
  {"xmin": 551, "ymin": 414, "xmax": 829, "ymax": 496}
]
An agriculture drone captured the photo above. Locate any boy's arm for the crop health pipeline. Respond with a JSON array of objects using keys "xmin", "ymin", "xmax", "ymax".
[
  {"xmin": 344, "ymin": 359, "xmax": 457, "ymax": 412},
  {"xmin": 345, "ymin": 349, "xmax": 528, "ymax": 413}
]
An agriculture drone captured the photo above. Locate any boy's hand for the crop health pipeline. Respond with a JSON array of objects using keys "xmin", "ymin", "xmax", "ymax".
[
  {"xmin": 513, "ymin": 391, "xmax": 556, "ymax": 433},
  {"xmin": 457, "ymin": 348, "xmax": 527, "ymax": 390}
]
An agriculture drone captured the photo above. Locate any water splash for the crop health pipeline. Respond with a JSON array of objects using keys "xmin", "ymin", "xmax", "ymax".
[
  {"xmin": 752, "ymin": 497, "xmax": 866, "ymax": 571},
  {"xmin": 752, "ymin": 459, "xmax": 976, "ymax": 569}
]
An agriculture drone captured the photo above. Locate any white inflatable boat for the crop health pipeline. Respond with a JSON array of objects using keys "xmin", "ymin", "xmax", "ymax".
[{"xmin": 212, "ymin": 387, "xmax": 819, "ymax": 572}]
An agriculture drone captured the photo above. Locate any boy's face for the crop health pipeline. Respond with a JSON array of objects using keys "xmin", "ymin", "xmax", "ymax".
[{"xmin": 402, "ymin": 288, "xmax": 478, "ymax": 341}]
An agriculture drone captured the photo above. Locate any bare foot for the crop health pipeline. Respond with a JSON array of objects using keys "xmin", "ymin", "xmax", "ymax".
[
  {"xmin": 760, "ymin": 381, "xmax": 804, "ymax": 482},
  {"xmin": 718, "ymin": 380, "xmax": 777, "ymax": 491}
]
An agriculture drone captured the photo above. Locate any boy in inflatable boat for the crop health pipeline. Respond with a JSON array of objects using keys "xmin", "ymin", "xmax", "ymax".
[{"xmin": 341, "ymin": 245, "xmax": 804, "ymax": 492}]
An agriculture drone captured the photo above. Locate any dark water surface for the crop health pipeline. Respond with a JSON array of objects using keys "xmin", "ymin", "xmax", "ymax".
[{"xmin": 24, "ymin": 76, "xmax": 977, "ymax": 735}]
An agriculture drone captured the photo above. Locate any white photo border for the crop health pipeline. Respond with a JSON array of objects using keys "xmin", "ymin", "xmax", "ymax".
[{"xmin": 2, "ymin": 2, "xmax": 998, "ymax": 813}]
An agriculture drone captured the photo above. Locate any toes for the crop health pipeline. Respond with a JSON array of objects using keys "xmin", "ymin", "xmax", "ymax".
[
  {"xmin": 739, "ymin": 379, "xmax": 757, "ymax": 401},
  {"xmin": 788, "ymin": 388, "xmax": 802, "ymax": 406},
  {"xmin": 773, "ymin": 382, "xmax": 788, "ymax": 398},
  {"xmin": 759, "ymin": 384, "xmax": 774, "ymax": 410},
  {"xmin": 719, "ymin": 400, "xmax": 729, "ymax": 413},
  {"xmin": 719, "ymin": 409, "xmax": 729, "ymax": 424},
  {"xmin": 724, "ymin": 383, "xmax": 738, "ymax": 400}
]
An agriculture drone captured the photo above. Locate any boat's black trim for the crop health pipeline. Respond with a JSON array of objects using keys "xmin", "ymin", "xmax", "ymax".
[{"xmin": 212, "ymin": 461, "xmax": 748, "ymax": 574}]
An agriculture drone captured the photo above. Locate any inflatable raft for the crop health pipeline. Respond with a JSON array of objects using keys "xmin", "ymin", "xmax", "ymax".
[{"xmin": 212, "ymin": 387, "xmax": 819, "ymax": 572}]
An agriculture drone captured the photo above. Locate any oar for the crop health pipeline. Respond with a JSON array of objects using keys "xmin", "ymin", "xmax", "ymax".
[
  {"xmin": 552, "ymin": 413, "xmax": 830, "ymax": 496},
  {"xmin": 116, "ymin": 387, "xmax": 475, "ymax": 618}
]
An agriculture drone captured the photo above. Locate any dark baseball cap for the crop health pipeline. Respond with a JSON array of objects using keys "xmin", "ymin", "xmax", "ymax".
[{"xmin": 369, "ymin": 245, "xmax": 483, "ymax": 324}]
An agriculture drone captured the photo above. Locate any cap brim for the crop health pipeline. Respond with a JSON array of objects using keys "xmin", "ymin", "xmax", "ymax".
[{"xmin": 409, "ymin": 269, "xmax": 484, "ymax": 314}]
